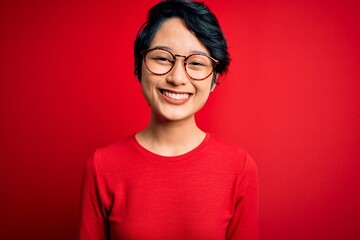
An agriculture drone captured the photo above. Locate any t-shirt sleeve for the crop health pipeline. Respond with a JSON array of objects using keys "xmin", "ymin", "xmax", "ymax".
[
  {"xmin": 79, "ymin": 152, "xmax": 108, "ymax": 240},
  {"xmin": 226, "ymin": 153, "xmax": 259, "ymax": 240}
]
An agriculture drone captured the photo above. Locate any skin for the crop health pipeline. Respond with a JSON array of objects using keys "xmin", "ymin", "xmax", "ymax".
[{"xmin": 135, "ymin": 17, "xmax": 217, "ymax": 156}]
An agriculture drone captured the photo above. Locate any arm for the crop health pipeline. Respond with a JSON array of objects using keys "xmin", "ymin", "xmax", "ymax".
[
  {"xmin": 79, "ymin": 153, "xmax": 108, "ymax": 240},
  {"xmin": 226, "ymin": 154, "xmax": 259, "ymax": 240}
]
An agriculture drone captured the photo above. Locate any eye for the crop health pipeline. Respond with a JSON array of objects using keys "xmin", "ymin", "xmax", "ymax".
[
  {"xmin": 147, "ymin": 49, "xmax": 174, "ymax": 65},
  {"xmin": 188, "ymin": 61, "xmax": 206, "ymax": 66},
  {"xmin": 153, "ymin": 56, "xmax": 172, "ymax": 62},
  {"xmin": 187, "ymin": 55, "xmax": 212, "ymax": 69}
]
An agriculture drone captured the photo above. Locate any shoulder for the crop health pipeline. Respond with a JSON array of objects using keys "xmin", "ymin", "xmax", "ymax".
[
  {"xmin": 209, "ymin": 134, "xmax": 246, "ymax": 152},
  {"xmin": 89, "ymin": 135, "xmax": 140, "ymax": 172},
  {"xmin": 207, "ymin": 133, "xmax": 247, "ymax": 161},
  {"xmin": 94, "ymin": 135, "xmax": 135, "ymax": 158},
  {"xmin": 207, "ymin": 133, "xmax": 257, "ymax": 173}
]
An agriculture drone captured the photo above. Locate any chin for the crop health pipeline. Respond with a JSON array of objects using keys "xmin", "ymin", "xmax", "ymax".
[{"xmin": 154, "ymin": 110, "xmax": 194, "ymax": 123}]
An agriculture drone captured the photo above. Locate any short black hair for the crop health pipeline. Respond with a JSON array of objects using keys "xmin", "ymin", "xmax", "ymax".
[{"xmin": 134, "ymin": 0, "xmax": 230, "ymax": 84}]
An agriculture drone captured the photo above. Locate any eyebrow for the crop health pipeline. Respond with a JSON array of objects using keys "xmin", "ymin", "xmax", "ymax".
[{"xmin": 152, "ymin": 45, "xmax": 210, "ymax": 56}]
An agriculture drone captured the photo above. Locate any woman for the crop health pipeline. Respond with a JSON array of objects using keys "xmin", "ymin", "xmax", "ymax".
[{"xmin": 79, "ymin": 0, "xmax": 258, "ymax": 239}]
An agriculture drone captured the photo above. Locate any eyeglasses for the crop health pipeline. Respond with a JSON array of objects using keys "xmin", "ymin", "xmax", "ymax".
[{"xmin": 142, "ymin": 47, "xmax": 219, "ymax": 81}]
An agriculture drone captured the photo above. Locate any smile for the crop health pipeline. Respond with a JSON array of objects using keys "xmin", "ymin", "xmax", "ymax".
[{"xmin": 160, "ymin": 89, "xmax": 192, "ymax": 100}]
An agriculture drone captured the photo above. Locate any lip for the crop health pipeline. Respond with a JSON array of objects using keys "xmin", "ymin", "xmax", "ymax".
[{"xmin": 158, "ymin": 88, "xmax": 193, "ymax": 105}]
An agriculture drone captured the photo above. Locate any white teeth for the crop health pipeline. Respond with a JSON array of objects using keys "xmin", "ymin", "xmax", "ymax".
[{"xmin": 163, "ymin": 90, "xmax": 190, "ymax": 100}]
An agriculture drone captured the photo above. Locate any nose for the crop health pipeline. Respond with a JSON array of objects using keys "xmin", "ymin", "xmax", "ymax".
[{"xmin": 166, "ymin": 56, "xmax": 190, "ymax": 86}]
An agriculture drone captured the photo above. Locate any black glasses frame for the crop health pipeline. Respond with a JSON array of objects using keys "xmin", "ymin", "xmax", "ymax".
[{"xmin": 142, "ymin": 47, "xmax": 219, "ymax": 81}]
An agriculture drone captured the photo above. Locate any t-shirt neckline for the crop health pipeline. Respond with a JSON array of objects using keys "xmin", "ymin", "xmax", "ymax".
[{"xmin": 131, "ymin": 132, "xmax": 212, "ymax": 162}]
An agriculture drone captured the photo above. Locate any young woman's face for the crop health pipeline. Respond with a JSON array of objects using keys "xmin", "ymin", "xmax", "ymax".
[{"xmin": 140, "ymin": 17, "xmax": 216, "ymax": 122}]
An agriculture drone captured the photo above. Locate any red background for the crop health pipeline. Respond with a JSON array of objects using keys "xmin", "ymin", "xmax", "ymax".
[{"xmin": 1, "ymin": 0, "xmax": 360, "ymax": 239}]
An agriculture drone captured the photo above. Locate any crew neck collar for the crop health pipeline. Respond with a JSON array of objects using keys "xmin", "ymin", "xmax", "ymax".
[{"xmin": 131, "ymin": 132, "xmax": 212, "ymax": 162}]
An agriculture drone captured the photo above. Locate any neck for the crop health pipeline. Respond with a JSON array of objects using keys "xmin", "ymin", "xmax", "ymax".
[{"xmin": 135, "ymin": 113, "xmax": 206, "ymax": 156}]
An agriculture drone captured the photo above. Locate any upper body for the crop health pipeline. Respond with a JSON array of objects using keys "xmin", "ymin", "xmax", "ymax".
[
  {"xmin": 79, "ymin": 0, "xmax": 259, "ymax": 239},
  {"xmin": 79, "ymin": 133, "xmax": 258, "ymax": 240}
]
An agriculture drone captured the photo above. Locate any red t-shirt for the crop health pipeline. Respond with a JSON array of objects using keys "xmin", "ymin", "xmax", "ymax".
[{"xmin": 79, "ymin": 133, "xmax": 258, "ymax": 239}]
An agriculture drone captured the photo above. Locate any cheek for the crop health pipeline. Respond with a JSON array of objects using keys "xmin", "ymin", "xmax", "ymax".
[
  {"xmin": 195, "ymin": 80, "xmax": 213, "ymax": 96},
  {"xmin": 141, "ymin": 65, "xmax": 157, "ymax": 86},
  {"xmin": 140, "ymin": 74, "xmax": 158, "ymax": 103},
  {"xmin": 140, "ymin": 82, "xmax": 153, "ymax": 107}
]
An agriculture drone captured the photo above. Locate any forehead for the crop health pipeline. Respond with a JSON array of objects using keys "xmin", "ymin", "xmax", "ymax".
[{"xmin": 149, "ymin": 17, "xmax": 209, "ymax": 55}]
